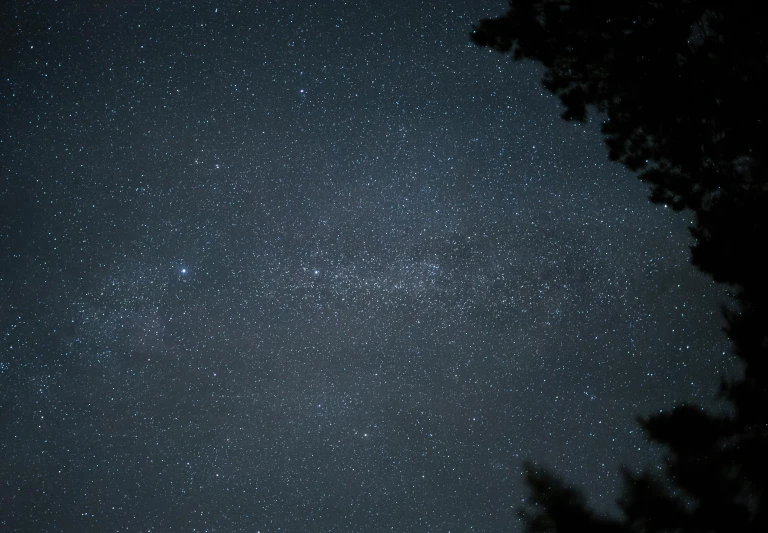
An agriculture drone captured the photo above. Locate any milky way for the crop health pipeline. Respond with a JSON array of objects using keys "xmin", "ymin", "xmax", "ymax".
[{"xmin": 1, "ymin": 1, "xmax": 734, "ymax": 531}]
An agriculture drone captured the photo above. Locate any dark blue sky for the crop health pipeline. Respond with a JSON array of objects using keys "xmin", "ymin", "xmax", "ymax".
[{"xmin": 1, "ymin": 1, "xmax": 734, "ymax": 531}]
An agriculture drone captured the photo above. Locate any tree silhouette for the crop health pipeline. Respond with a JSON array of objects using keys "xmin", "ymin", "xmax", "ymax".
[{"xmin": 471, "ymin": 1, "xmax": 767, "ymax": 531}]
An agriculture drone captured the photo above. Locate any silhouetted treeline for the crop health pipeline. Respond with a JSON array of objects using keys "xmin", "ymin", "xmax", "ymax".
[{"xmin": 472, "ymin": 1, "xmax": 767, "ymax": 531}]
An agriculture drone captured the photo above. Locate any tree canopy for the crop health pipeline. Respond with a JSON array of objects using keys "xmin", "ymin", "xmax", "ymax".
[{"xmin": 472, "ymin": 1, "xmax": 767, "ymax": 531}]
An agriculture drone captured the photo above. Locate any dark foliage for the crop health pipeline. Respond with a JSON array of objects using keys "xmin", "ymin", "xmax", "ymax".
[{"xmin": 472, "ymin": 1, "xmax": 767, "ymax": 531}]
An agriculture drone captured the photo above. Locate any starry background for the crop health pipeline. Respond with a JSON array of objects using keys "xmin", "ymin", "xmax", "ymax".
[{"xmin": 0, "ymin": 1, "xmax": 735, "ymax": 532}]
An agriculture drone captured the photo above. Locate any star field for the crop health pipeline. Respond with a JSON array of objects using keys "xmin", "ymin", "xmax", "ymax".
[{"xmin": 1, "ymin": 1, "xmax": 735, "ymax": 531}]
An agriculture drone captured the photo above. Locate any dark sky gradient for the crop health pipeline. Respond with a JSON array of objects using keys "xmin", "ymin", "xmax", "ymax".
[{"xmin": 1, "ymin": 1, "xmax": 735, "ymax": 531}]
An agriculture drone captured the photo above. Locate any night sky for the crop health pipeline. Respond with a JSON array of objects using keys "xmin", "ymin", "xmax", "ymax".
[{"xmin": 1, "ymin": 1, "xmax": 736, "ymax": 531}]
